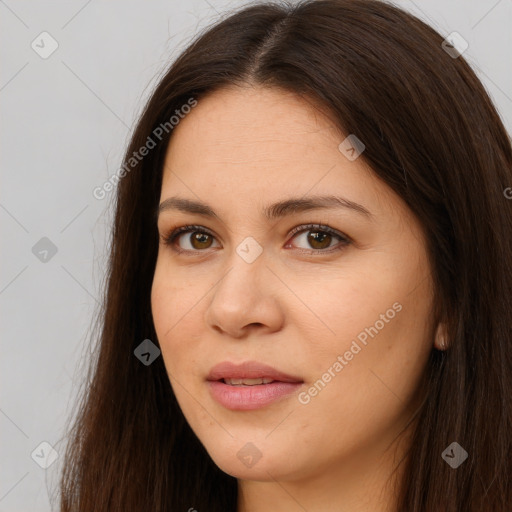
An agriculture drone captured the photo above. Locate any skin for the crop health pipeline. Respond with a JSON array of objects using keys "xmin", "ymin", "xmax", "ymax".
[{"xmin": 151, "ymin": 85, "xmax": 440, "ymax": 512}]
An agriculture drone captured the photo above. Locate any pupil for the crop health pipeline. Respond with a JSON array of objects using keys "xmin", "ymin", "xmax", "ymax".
[
  {"xmin": 308, "ymin": 231, "xmax": 331, "ymax": 249},
  {"xmin": 193, "ymin": 232, "xmax": 211, "ymax": 249}
]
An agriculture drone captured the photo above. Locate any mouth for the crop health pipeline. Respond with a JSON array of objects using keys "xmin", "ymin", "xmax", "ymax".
[
  {"xmin": 206, "ymin": 360, "xmax": 303, "ymax": 383},
  {"xmin": 221, "ymin": 377, "xmax": 277, "ymax": 386},
  {"xmin": 206, "ymin": 361, "xmax": 304, "ymax": 410}
]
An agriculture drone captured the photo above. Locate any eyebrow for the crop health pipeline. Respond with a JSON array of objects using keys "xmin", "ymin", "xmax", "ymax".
[{"xmin": 157, "ymin": 195, "xmax": 373, "ymax": 221}]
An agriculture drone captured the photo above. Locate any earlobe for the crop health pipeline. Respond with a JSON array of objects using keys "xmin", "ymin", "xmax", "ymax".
[{"xmin": 434, "ymin": 322, "xmax": 448, "ymax": 350}]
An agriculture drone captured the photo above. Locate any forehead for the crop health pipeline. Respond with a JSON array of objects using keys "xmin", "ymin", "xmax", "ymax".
[
  {"xmin": 171, "ymin": 85, "xmax": 344, "ymax": 143},
  {"xmin": 158, "ymin": 85, "xmax": 398, "ymax": 226},
  {"xmin": 164, "ymin": 87, "xmax": 363, "ymax": 179}
]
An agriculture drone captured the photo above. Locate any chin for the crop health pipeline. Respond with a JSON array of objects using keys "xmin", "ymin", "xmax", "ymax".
[{"xmin": 200, "ymin": 436, "xmax": 306, "ymax": 482}]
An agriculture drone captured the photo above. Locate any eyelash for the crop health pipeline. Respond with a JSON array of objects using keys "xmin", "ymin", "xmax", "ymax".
[{"xmin": 161, "ymin": 223, "xmax": 351, "ymax": 256}]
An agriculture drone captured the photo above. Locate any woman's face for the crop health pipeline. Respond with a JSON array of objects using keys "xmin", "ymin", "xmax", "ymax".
[{"xmin": 151, "ymin": 85, "xmax": 436, "ymax": 482}]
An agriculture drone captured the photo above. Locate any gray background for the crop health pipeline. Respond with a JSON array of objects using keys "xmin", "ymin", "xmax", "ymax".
[{"xmin": 1, "ymin": 1, "xmax": 511, "ymax": 510}]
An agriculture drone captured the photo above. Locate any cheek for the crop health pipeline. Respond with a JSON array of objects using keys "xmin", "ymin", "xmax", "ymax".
[
  {"xmin": 294, "ymin": 269, "xmax": 433, "ymax": 429},
  {"xmin": 151, "ymin": 273, "xmax": 205, "ymax": 418},
  {"xmin": 151, "ymin": 266, "xmax": 189, "ymax": 366},
  {"xmin": 288, "ymin": 304, "xmax": 431, "ymax": 470},
  {"xmin": 151, "ymin": 263, "xmax": 210, "ymax": 379},
  {"xmin": 151, "ymin": 260, "xmax": 191, "ymax": 337},
  {"xmin": 151, "ymin": 275, "xmax": 172, "ymax": 347}
]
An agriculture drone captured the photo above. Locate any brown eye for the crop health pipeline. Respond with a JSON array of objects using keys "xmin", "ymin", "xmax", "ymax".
[
  {"xmin": 163, "ymin": 223, "xmax": 350, "ymax": 255},
  {"xmin": 162, "ymin": 225, "xmax": 220, "ymax": 252},
  {"xmin": 288, "ymin": 224, "xmax": 349, "ymax": 252},
  {"xmin": 305, "ymin": 231, "xmax": 333, "ymax": 250},
  {"xmin": 188, "ymin": 232, "xmax": 214, "ymax": 250}
]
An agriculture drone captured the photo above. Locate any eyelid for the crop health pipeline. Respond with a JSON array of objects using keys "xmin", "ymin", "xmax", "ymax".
[
  {"xmin": 287, "ymin": 223, "xmax": 351, "ymax": 242},
  {"xmin": 161, "ymin": 223, "xmax": 351, "ymax": 254},
  {"xmin": 161, "ymin": 224, "xmax": 218, "ymax": 249}
]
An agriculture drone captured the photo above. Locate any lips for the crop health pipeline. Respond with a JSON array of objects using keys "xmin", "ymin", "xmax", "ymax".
[
  {"xmin": 206, "ymin": 361, "xmax": 304, "ymax": 410},
  {"xmin": 206, "ymin": 360, "xmax": 303, "ymax": 384}
]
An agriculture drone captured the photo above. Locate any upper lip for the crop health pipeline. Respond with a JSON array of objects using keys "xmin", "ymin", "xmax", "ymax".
[{"xmin": 207, "ymin": 361, "xmax": 303, "ymax": 383}]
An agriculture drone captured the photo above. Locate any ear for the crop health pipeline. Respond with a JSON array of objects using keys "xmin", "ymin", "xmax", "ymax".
[{"xmin": 434, "ymin": 322, "xmax": 448, "ymax": 351}]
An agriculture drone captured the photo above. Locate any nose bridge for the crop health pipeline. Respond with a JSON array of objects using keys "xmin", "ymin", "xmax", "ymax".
[
  {"xmin": 216, "ymin": 238, "xmax": 267, "ymax": 303},
  {"xmin": 205, "ymin": 239, "xmax": 283, "ymax": 335}
]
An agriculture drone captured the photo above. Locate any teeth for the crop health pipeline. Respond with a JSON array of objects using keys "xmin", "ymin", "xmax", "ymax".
[{"xmin": 224, "ymin": 377, "xmax": 275, "ymax": 386}]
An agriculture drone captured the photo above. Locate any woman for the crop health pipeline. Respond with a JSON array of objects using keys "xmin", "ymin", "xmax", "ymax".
[{"xmin": 58, "ymin": 0, "xmax": 512, "ymax": 510}]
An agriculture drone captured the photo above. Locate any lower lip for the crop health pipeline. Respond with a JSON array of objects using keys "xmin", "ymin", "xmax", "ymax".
[{"xmin": 207, "ymin": 380, "xmax": 303, "ymax": 410}]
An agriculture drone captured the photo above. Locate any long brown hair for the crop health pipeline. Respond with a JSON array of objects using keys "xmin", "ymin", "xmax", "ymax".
[{"xmin": 57, "ymin": 1, "xmax": 512, "ymax": 510}]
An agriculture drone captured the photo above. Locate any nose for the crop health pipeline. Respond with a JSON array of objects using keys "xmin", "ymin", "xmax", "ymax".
[{"xmin": 204, "ymin": 252, "xmax": 285, "ymax": 339}]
